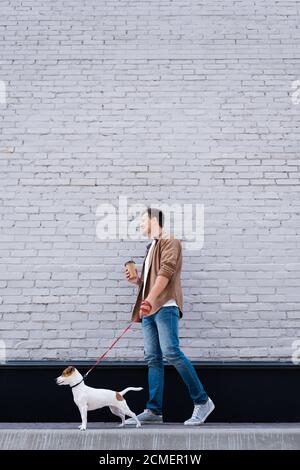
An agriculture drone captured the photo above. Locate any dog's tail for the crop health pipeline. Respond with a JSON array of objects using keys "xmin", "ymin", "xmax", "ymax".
[{"xmin": 119, "ymin": 387, "xmax": 143, "ymax": 396}]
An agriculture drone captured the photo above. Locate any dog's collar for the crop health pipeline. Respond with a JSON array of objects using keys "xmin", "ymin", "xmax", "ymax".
[{"xmin": 71, "ymin": 379, "xmax": 84, "ymax": 389}]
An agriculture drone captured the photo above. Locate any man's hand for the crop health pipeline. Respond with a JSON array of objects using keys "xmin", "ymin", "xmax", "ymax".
[
  {"xmin": 139, "ymin": 299, "xmax": 153, "ymax": 319},
  {"xmin": 139, "ymin": 275, "xmax": 170, "ymax": 318},
  {"xmin": 125, "ymin": 267, "xmax": 140, "ymax": 285}
]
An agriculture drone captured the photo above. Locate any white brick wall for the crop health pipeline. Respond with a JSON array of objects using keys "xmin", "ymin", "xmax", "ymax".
[{"xmin": 0, "ymin": 0, "xmax": 300, "ymax": 361}]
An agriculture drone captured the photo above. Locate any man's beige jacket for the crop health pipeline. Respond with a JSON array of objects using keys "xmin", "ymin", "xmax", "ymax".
[{"xmin": 131, "ymin": 232, "xmax": 183, "ymax": 323}]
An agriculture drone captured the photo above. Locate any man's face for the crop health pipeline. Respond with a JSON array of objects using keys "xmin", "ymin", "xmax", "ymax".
[{"xmin": 139, "ymin": 212, "xmax": 151, "ymax": 237}]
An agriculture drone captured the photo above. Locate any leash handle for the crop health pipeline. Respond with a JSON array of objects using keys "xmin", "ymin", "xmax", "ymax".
[{"xmin": 83, "ymin": 322, "xmax": 134, "ymax": 379}]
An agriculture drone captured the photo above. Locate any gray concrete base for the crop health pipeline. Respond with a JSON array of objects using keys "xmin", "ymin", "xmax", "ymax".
[{"xmin": 1, "ymin": 423, "xmax": 300, "ymax": 450}]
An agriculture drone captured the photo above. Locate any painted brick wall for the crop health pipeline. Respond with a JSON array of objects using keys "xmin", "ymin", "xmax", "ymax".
[{"xmin": 0, "ymin": 0, "xmax": 300, "ymax": 361}]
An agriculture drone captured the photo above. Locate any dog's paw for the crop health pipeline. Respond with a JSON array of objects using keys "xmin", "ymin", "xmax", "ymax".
[
  {"xmin": 136, "ymin": 422, "xmax": 141, "ymax": 428},
  {"xmin": 118, "ymin": 423, "xmax": 125, "ymax": 428},
  {"xmin": 78, "ymin": 425, "xmax": 86, "ymax": 431}
]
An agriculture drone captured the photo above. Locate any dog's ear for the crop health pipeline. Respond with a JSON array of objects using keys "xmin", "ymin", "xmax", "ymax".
[{"xmin": 62, "ymin": 366, "xmax": 75, "ymax": 376}]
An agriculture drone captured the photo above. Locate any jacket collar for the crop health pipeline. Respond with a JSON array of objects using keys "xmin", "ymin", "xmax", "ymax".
[
  {"xmin": 146, "ymin": 229, "xmax": 170, "ymax": 250},
  {"xmin": 142, "ymin": 230, "xmax": 169, "ymax": 286},
  {"xmin": 153, "ymin": 229, "xmax": 169, "ymax": 241}
]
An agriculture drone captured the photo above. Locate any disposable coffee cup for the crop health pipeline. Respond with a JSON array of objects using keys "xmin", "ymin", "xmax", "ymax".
[{"xmin": 125, "ymin": 260, "xmax": 136, "ymax": 279}]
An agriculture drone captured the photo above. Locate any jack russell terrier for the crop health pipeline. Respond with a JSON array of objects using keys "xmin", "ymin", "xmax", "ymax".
[{"xmin": 56, "ymin": 366, "xmax": 143, "ymax": 430}]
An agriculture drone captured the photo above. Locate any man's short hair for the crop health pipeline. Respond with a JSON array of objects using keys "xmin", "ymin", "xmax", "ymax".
[{"xmin": 143, "ymin": 207, "xmax": 164, "ymax": 228}]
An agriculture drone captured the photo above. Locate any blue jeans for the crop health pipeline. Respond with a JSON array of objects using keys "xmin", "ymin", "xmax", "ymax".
[{"xmin": 141, "ymin": 305, "xmax": 208, "ymax": 415}]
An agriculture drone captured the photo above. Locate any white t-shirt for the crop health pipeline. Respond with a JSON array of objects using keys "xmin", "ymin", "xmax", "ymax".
[{"xmin": 142, "ymin": 239, "xmax": 178, "ymax": 308}]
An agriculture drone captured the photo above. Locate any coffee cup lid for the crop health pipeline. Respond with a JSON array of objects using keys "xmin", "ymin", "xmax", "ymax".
[{"xmin": 124, "ymin": 260, "xmax": 135, "ymax": 266}]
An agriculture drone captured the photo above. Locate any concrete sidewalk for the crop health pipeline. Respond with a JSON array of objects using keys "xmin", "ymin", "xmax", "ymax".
[{"xmin": 0, "ymin": 423, "xmax": 300, "ymax": 450}]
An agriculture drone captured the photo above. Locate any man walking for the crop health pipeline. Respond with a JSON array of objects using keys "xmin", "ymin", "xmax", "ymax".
[{"xmin": 124, "ymin": 207, "xmax": 215, "ymax": 425}]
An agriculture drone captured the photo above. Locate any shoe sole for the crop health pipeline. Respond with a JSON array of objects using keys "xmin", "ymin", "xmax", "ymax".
[
  {"xmin": 125, "ymin": 420, "xmax": 163, "ymax": 425},
  {"xmin": 184, "ymin": 403, "xmax": 215, "ymax": 426}
]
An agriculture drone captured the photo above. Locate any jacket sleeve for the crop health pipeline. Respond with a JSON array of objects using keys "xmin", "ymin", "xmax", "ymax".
[{"xmin": 157, "ymin": 238, "xmax": 181, "ymax": 280}]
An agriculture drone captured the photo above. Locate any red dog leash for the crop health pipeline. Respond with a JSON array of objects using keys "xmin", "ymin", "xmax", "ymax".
[
  {"xmin": 83, "ymin": 300, "xmax": 152, "ymax": 380},
  {"xmin": 84, "ymin": 322, "xmax": 134, "ymax": 379}
]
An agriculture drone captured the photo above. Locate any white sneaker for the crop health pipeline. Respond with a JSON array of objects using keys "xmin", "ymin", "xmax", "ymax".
[
  {"xmin": 184, "ymin": 397, "xmax": 215, "ymax": 425},
  {"xmin": 125, "ymin": 409, "xmax": 163, "ymax": 425}
]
